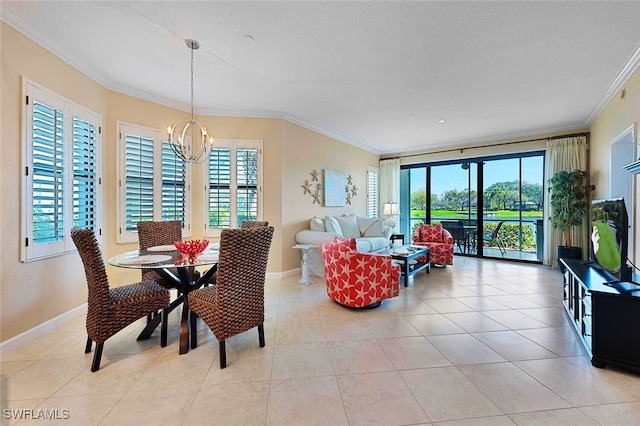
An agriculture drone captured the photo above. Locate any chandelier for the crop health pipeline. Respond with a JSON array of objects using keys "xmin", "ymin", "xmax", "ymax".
[{"xmin": 167, "ymin": 39, "xmax": 214, "ymax": 163}]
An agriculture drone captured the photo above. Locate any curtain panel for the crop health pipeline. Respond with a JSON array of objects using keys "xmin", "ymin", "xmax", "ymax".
[
  {"xmin": 379, "ymin": 159, "xmax": 400, "ymax": 230},
  {"xmin": 543, "ymin": 136, "xmax": 588, "ymax": 267}
]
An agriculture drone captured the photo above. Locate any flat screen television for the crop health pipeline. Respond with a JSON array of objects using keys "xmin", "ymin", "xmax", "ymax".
[{"xmin": 590, "ymin": 198, "xmax": 632, "ymax": 282}]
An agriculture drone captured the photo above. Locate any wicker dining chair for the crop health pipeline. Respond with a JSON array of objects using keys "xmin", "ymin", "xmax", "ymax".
[
  {"xmin": 188, "ymin": 226, "xmax": 274, "ymax": 368},
  {"xmin": 137, "ymin": 220, "xmax": 183, "ymax": 289},
  {"xmin": 240, "ymin": 220, "xmax": 269, "ymax": 230},
  {"xmin": 71, "ymin": 227, "xmax": 170, "ymax": 372}
]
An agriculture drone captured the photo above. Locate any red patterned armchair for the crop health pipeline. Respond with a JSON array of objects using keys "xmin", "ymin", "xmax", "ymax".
[
  {"xmin": 412, "ymin": 224, "xmax": 454, "ymax": 266},
  {"xmin": 321, "ymin": 240, "xmax": 400, "ymax": 308}
]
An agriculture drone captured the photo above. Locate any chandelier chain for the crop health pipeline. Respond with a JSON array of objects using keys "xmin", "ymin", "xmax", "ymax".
[{"xmin": 190, "ymin": 44, "xmax": 194, "ymax": 119}]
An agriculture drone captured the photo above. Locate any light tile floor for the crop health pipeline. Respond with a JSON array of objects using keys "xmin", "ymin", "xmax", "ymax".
[{"xmin": 2, "ymin": 257, "xmax": 640, "ymax": 425}]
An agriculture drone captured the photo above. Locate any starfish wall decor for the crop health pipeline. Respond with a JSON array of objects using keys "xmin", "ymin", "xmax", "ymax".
[{"xmin": 302, "ymin": 170, "xmax": 357, "ymax": 205}]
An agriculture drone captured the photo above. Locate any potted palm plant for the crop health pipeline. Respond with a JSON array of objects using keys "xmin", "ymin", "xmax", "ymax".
[{"xmin": 547, "ymin": 170, "xmax": 589, "ymax": 271}]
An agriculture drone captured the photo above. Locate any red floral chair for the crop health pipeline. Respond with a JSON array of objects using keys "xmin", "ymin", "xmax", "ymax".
[
  {"xmin": 412, "ymin": 224, "xmax": 454, "ymax": 266},
  {"xmin": 321, "ymin": 239, "xmax": 400, "ymax": 308}
]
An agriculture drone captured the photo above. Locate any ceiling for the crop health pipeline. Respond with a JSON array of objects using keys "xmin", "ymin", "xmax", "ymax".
[{"xmin": 3, "ymin": 1, "xmax": 640, "ymax": 155}]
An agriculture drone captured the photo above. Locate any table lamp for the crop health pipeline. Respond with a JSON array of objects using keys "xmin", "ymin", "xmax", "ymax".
[{"xmin": 383, "ymin": 202, "xmax": 400, "ymax": 229}]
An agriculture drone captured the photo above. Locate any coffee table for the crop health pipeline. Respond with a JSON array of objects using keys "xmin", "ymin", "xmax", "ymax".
[{"xmin": 386, "ymin": 245, "xmax": 430, "ymax": 287}]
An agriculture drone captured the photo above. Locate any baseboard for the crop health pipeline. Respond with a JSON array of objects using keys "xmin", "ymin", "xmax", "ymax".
[
  {"xmin": 266, "ymin": 268, "xmax": 300, "ymax": 280},
  {"xmin": 0, "ymin": 303, "xmax": 87, "ymax": 356}
]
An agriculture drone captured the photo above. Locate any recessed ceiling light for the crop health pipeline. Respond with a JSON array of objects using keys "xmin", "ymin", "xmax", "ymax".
[
  {"xmin": 438, "ymin": 119, "xmax": 446, "ymax": 124},
  {"xmin": 243, "ymin": 35, "xmax": 255, "ymax": 45}
]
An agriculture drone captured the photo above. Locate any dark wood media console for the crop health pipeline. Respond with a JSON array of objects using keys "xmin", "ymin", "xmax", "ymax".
[{"xmin": 560, "ymin": 258, "xmax": 640, "ymax": 372}]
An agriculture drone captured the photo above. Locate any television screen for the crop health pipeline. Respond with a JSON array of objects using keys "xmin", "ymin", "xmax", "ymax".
[{"xmin": 590, "ymin": 198, "xmax": 631, "ymax": 281}]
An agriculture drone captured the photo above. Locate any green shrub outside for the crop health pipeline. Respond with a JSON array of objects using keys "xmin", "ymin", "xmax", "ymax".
[{"xmin": 411, "ymin": 209, "xmax": 539, "ymax": 252}]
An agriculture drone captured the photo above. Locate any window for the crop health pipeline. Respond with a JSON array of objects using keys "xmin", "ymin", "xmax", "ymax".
[
  {"xmin": 205, "ymin": 140, "xmax": 262, "ymax": 236},
  {"xmin": 117, "ymin": 123, "xmax": 191, "ymax": 244},
  {"xmin": 367, "ymin": 165, "xmax": 379, "ymax": 218},
  {"xmin": 21, "ymin": 79, "xmax": 102, "ymax": 261}
]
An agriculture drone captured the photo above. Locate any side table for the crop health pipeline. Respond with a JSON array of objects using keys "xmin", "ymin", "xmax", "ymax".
[
  {"xmin": 390, "ymin": 233, "xmax": 405, "ymax": 247},
  {"xmin": 293, "ymin": 244, "xmax": 317, "ymax": 285}
]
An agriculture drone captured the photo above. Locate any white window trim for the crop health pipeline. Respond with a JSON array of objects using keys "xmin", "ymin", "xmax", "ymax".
[
  {"xmin": 21, "ymin": 77, "xmax": 103, "ymax": 262},
  {"xmin": 116, "ymin": 121, "xmax": 192, "ymax": 244},
  {"xmin": 204, "ymin": 139, "xmax": 263, "ymax": 238}
]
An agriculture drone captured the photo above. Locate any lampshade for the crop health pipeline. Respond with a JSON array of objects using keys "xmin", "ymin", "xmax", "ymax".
[{"xmin": 383, "ymin": 202, "xmax": 400, "ymax": 216}]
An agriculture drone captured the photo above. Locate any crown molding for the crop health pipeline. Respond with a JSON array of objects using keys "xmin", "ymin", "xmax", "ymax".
[
  {"xmin": 1, "ymin": 10, "xmax": 111, "ymax": 88},
  {"xmin": 280, "ymin": 113, "xmax": 381, "ymax": 155},
  {"xmin": 585, "ymin": 44, "xmax": 640, "ymax": 126}
]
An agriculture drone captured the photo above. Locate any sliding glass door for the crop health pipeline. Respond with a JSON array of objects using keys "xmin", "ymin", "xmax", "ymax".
[
  {"xmin": 401, "ymin": 151, "xmax": 544, "ymax": 263},
  {"xmin": 430, "ymin": 163, "xmax": 477, "ymax": 255}
]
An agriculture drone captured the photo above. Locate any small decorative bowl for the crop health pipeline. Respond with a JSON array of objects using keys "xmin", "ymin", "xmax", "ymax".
[{"xmin": 174, "ymin": 239, "xmax": 209, "ymax": 263}]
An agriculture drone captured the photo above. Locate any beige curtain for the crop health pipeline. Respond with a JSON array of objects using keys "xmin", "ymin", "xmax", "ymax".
[
  {"xmin": 379, "ymin": 159, "xmax": 400, "ymax": 230},
  {"xmin": 543, "ymin": 136, "xmax": 588, "ymax": 267}
]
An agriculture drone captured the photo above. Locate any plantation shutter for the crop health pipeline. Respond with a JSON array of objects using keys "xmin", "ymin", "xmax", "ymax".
[
  {"xmin": 72, "ymin": 116, "xmax": 98, "ymax": 231},
  {"xmin": 367, "ymin": 166, "xmax": 379, "ymax": 218},
  {"xmin": 236, "ymin": 147, "xmax": 259, "ymax": 225},
  {"xmin": 208, "ymin": 148, "xmax": 231, "ymax": 228},
  {"xmin": 31, "ymin": 100, "xmax": 65, "ymax": 244},
  {"xmin": 205, "ymin": 140, "xmax": 262, "ymax": 235},
  {"xmin": 161, "ymin": 141, "xmax": 186, "ymax": 223},
  {"xmin": 124, "ymin": 134, "xmax": 154, "ymax": 232}
]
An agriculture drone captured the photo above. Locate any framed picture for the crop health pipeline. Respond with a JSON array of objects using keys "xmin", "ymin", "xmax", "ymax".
[{"xmin": 323, "ymin": 169, "xmax": 346, "ymax": 207}]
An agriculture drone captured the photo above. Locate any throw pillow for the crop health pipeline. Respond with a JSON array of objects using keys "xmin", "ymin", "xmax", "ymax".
[
  {"xmin": 310, "ymin": 217, "xmax": 325, "ymax": 232},
  {"xmin": 333, "ymin": 235, "xmax": 357, "ymax": 250},
  {"xmin": 335, "ymin": 214, "xmax": 360, "ymax": 238},
  {"xmin": 325, "ymin": 216, "xmax": 343, "ymax": 236},
  {"xmin": 358, "ymin": 217, "xmax": 385, "ymax": 237}
]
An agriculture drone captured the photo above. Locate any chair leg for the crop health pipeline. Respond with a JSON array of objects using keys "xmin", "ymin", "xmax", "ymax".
[
  {"xmin": 161, "ymin": 308, "xmax": 168, "ymax": 347},
  {"xmin": 258, "ymin": 323, "xmax": 265, "ymax": 348},
  {"xmin": 85, "ymin": 336, "xmax": 93, "ymax": 353},
  {"xmin": 190, "ymin": 312, "xmax": 198, "ymax": 349},
  {"xmin": 91, "ymin": 343, "xmax": 103, "ymax": 372},
  {"xmin": 219, "ymin": 341, "xmax": 227, "ymax": 369}
]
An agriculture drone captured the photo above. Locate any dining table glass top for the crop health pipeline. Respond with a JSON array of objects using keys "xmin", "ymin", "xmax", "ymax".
[{"xmin": 107, "ymin": 244, "xmax": 219, "ymax": 269}]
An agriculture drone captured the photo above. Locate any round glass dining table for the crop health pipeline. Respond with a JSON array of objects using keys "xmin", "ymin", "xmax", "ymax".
[{"xmin": 108, "ymin": 246, "xmax": 219, "ymax": 354}]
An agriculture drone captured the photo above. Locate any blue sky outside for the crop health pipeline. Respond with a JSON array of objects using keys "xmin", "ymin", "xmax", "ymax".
[{"xmin": 410, "ymin": 156, "xmax": 544, "ymax": 197}]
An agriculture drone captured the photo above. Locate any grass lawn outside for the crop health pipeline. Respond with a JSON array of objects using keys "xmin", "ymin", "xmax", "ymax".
[{"xmin": 411, "ymin": 209, "xmax": 543, "ymax": 221}]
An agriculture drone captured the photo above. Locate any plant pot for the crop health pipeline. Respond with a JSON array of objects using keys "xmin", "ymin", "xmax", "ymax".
[{"xmin": 557, "ymin": 246, "xmax": 582, "ymax": 272}]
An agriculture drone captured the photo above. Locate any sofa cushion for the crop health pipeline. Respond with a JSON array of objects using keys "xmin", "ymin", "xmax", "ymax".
[
  {"xmin": 366, "ymin": 237, "xmax": 390, "ymax": 252},
  {"xmin": 358, "ymin": 217, "xmax": 385, "ymax": 237},
  {"xmin": 310, "ymin": 217, "xmax": 325, "ymax": 232},
  {"xmin": 325, "ymin": 216, "xmax": 343, "ymax": 236},
  {"xmin": 334, "ymin": 214, "xmax": 360, "ymax": 238},
  {"xmin": 355, "ymin": 239, "xmax": 371, "ymax": 252}
]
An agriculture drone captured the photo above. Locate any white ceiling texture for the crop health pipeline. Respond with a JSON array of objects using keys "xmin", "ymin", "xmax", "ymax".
[{"xmin": 3, "ymin": 1, "xmax": 640, "ymax": 155}]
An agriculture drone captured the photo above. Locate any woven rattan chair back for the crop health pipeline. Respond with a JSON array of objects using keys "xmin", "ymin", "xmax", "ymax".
[
  {"xmin": 137, "ymin": 221, "xmax": 183, "ymax": 289},
  {"xmin": 188, "ymin": 226, "xmax": 274, "ymax": 368},
  {"xmin": 240, "ymin": 220, "xmax": 269, "ymax": 230},
  {"xmin": 71, "ymin": 227, "xmax": 112, "ymax": 321},
  {"xmin": 137, "ymin": 220, "xmax": 183, "ymax": 249},
  {"xmin": 71, "ymin": 227, "xmax": 169, "ymax": 372}
]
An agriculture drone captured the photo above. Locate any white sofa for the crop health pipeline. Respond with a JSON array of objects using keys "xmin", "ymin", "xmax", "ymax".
[{"xmin": 295, "ymin": 214, "xmax": 392, "ymax": 277}]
